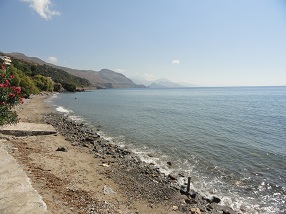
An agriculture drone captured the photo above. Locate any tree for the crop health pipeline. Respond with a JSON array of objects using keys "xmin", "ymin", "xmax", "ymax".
[
  {"xmin": 20, "ymin": 75, "xmax": 40, "ymax": 98},
  {"xmin": 53, "ymin": 83, "xmax": 62, "ymax": 92},
  {"xmin": 6, "ymin": 65, "xmax": 39, "ymax": 98},
  {"xmin": 61, "ymin": 82, "xmax": 77, "ymax": 92},
  {"xmin": 33, "ymin": 75, "xmax": 54, "ymax": 92}
]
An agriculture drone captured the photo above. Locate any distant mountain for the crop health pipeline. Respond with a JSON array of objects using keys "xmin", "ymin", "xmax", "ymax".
[
  {"xmin": 130, "ymin": 77, "xmax": 195, "ymax": 88},
  {"xmin": 130, "ymin": 77, "xmax": 153, "ymax": 86},
  {"xmin": 151, "ymin": 78, "xmax": 183, "ymax": 88},
  {"xmin": 5, "ymin": 52, "xmax": 144, "ymax": 89},
  {"xmin": 148, "ymin": 83, "xmax": 167, "ymax": 88}
]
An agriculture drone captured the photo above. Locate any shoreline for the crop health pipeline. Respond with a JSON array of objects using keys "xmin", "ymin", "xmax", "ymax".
[{"xmin": 2, "ymin": 94, "xmax": 239, "ymax": 213}]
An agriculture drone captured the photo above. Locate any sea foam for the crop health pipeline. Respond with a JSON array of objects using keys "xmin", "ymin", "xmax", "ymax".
[{"xmin": 56, "ymin": 106, "xmax": 72, "ymax": 113}]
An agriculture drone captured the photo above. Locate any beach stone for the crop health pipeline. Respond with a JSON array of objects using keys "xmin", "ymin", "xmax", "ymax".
[
  {"xmin": 190, "ymin": 207, "xmax": 201, "ymax": 214},
  {"xmin": 56, "ymin": 146, "xmax": 67, "ymax": 152},
  {"xmin": 103, "ymin": 185, "xmax": 116, "ymax": 195},
  {"xmin": 168, "ymin": 173, "xmax": 177, "ymax": 180},
  {"xmin": 167, "ymin": 161, "xmax": 172, "ymax": 166},
  {"xmin": 172, "ymin": 205, "xmax": 178, "ymax": 211},
  {"xmin": 211, "ymin": 196, "xmax": 221, "ymax": 204},
  {"xmin": 170, "ymin": 183, "xmax": 180, "ymax": 191},
  {"xmin": 206, "ymin": 204, "xmax": 213, "ymax": 211},
  {"xmin": 185, "ymin": 198, "xmax": 192, "ymax": 204},
  {"xmin": 195, "ymin": 193, "xmax": 202, "ymax": 201},
  {"xmin": 240, "ymin": 204, "xmax": 247, "ymax": 212},
  {"xmin": 85, "ymin": 138, "xmax": 95, "ymax": 144},
  {"xmin": 222, "ymin": 207, "xmax": 236, "ymax": 214}
]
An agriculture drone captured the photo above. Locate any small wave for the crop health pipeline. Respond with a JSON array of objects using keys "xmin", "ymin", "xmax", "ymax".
[
  {"xmin": 49, "ymin": 93, "xmax": 59, "ymax": 100},
  {"xmin": 56, "ymin": 106, "xmax": 72, "ymax": 113},
  {"xmin": 69, "ymin": 115, "xmax": 84, "ymax": 122},
  {"xmin": 132, "ymin": 149, "xmax": 174, "ymax": 175}
]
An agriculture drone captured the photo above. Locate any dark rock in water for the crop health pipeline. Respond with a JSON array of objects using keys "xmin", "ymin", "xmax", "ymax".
[
  {"xmin": 56, "ymin": 147, "xmax": 67, "ymax": 152},
  {"xmin": 180, "ymin": 188, "xmax": 191, "ymax": 196},
  {"xmin": 190, "ymin": 191, "xmax": 197, "ymax": 199},
  {"xmin": 167, "ymin": 161, "xmax": 172, "ymax": 166},
  {"xmin": 211, "ymin": 196, "xmax": 221, "ymax": 204}
]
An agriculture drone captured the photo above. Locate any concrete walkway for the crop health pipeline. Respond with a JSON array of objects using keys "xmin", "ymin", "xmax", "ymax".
[
  {"xmin": 0, "ymin": 143, "xmax": 49, "ymax": 214},
  {"xmin": 0, "ymin": 122, "xmax": 54, "ymax": 213},
  {"xmin": 0, "ymin": 122, "xmax": 57, "ymax": 136}
]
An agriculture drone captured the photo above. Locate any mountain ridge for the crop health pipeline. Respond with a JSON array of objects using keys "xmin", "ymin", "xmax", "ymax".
[{"xmin": 4, "ymin": 52, "xmax": 144, "ymax": 89}]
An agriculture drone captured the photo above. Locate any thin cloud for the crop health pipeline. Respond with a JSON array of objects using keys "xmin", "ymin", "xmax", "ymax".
[
  {"xmin": 172, "ymin": 59, "xmax": 180, "ymax": 65},
  {"xmin": 48, "ymin": 56, "xmax": 58, "ymax": 64},
  {"xmin": 21, "ymin": 0, "xmax": 60, "ymax": 20}
]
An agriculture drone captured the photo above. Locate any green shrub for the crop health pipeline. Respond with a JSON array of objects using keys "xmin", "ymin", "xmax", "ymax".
[{"xmin": 0, "ymin": 64, "xmax": 23, "ymax": 126}]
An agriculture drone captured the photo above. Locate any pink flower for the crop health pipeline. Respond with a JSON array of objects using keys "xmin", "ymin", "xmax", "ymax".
[
  {"xmin": 15, "ymin": 86, "xmax": 21, "ymax": 94},
  {"xmin": 1, "ymin": 102, "xmax": 5, "ymax": 106},
  {"xmin": 9, "ymin": 93, "xmax": 15, "ymax": 98},
  {"xmin": 5, "ymin": 79, "xmax": 10, "ymax": 86}
]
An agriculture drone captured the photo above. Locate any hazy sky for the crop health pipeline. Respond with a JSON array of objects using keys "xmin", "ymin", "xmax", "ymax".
[{"xmin": 1, "ymin": 0, "xmax": 286, "ymax": 86}]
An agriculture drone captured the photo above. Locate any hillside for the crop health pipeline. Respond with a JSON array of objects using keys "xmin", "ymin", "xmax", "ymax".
[
  {"xmin": 12, "ymin": 59, "xmax": 91, "ymax": 88},
  {"xmin": 5, "ymin": 52, "xmax": 144, "ymax": 89}
]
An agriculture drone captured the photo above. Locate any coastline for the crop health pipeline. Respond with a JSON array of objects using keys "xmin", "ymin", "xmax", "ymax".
[{"xmin": 1, "ymin": 94, "xmax": 239, "ymax": 214}]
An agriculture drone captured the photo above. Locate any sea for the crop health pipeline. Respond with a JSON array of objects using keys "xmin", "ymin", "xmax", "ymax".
[{"xmin": 47, "ymin": 87, "xmax": 286, "ymax": 214}]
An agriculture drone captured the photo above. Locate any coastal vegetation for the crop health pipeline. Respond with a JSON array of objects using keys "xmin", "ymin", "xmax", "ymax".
[
  {"xmin": 0, "ymin": 56, "xmax": 90, "ymax": 125},
  {"xmin": 12, "ymin": 59, "xmax": 90, "ymax": 92},
  {"xmin": 0, "ymin": 61, "xmax": 23, "ymax": 125}
]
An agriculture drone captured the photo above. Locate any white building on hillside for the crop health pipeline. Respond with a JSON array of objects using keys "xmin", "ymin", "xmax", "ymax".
[{"xmin": 0, "ymin": 56, "xmax": 12, "ymax": 65}]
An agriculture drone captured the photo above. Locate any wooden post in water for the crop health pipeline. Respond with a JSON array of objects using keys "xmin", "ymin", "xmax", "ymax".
[{"xmin": 187, "ymin": 177, "xmax": 191, "ymax": 193}]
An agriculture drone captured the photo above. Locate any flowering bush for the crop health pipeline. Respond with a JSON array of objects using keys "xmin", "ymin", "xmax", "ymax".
[{"xmin": 0, "ymin": 64, "xmax": 24, "ymax": 126}]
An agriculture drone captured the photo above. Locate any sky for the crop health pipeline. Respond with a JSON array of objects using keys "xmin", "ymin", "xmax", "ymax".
[{"xmin": 0, "ymin": 0, "xmax": 286, "ymax": 86}]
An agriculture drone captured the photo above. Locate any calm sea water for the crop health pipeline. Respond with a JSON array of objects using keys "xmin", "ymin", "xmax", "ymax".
[{"xmin": 49, "ymin": 87, "xmax": 286, "ymax": 213}]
